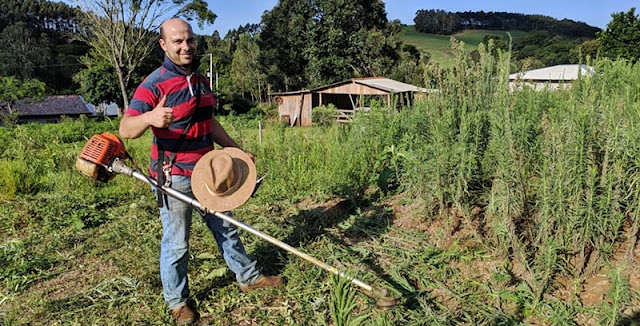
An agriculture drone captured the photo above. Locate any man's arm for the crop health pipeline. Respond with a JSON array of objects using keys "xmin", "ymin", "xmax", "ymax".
[{"xmin": 119, "ymin": 96, "xmax": 173, "ymax": 139}]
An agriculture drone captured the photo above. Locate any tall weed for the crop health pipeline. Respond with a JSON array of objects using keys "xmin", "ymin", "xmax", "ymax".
[{"xmin": 329, "ymin": 274, "xmax": 370, "ymax": 326}]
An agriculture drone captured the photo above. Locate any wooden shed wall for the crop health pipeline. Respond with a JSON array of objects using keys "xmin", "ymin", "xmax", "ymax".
[
  {"xmin": 317, "ymin": 83, "xmax": 388, "ymax": 95},
  {"xmin": 277, "ymin": 93, "xmax": 312, "ymax": 126}
]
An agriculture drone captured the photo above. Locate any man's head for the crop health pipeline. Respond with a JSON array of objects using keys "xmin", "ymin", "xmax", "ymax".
[{"xmin": 159, "ymin": 18, "xmax": 196, "ymax": 73}]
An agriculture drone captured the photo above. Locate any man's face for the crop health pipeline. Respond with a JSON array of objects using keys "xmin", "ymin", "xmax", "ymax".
[{"xmin": 159, "ymin": 19, "xmax": 196, "ymax": 71}]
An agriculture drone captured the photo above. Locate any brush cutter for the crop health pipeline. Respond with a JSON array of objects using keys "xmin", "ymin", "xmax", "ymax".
[{"xmin": 75, "ymin": 132, "xmax": 397, "ymax": 309}]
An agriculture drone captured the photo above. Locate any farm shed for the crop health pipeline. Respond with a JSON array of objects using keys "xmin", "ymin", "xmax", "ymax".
[
  {"xmin": 270, "ymin": 77, "xmax": 425, "ymax": 126},
  {"xmin": 509, "ymin": 64, "xmax": 594, "ymax": 91},
  {"xmin": 0, "ymin": 95, "xmax": 94, "ymax": 124}
]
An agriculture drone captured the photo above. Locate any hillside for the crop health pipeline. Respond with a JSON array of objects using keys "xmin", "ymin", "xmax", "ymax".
[{"xmin": 401, "ymin": 26, "xmax": 529, "ymax": 66}]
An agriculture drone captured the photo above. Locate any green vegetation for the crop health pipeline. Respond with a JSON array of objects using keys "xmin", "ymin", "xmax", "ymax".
[
  {"xmin": 0, "ymin": 0, "xmax": 87, "ymax": 94},
  {"xmin": 413, "ymin": 9, "xmax": 600, "ymax": 37},
  {"xmin": 259, "ymin": 0, "xmax": 404, "ymax": 91},
  {"xmin": 3, "ymin": 0, "xmax": 638, "ymax": 120},
  {"xmin": 2, "ymin": 46, "xmax": 640, "ymax": 324},
  {"xmin": 408, "ymin": 9, "xmax": 601, "ymax": 69},
  {"xmin": 598, "ymin": 7, "xmax": 640, "ymax": 62},
  {"xmin": 401, "ymin": 26, "xmax": 528, "ymax": 66}
]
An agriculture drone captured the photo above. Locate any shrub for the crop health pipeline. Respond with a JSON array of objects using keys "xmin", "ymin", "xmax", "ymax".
[
  {"xmin": 0, "ymin": 159, "xmax": 46, "ymax": 197},
  {"xmin": 312, "ymin": 104, "xmax": 337, "ymax": 126}
]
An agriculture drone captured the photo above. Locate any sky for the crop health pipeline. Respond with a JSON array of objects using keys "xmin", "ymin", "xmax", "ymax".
[{"xmin": 198, "ymin": 0, "xmax": 639, "ymax": 36}]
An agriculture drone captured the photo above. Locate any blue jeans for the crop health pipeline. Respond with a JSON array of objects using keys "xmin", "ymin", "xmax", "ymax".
[{"xmin": 153, "ymin": 175, "xmax": 260, "ymax": 309}]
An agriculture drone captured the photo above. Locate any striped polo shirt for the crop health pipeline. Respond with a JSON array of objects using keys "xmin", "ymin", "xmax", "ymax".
[{"xmin": 126, "ymin": 56, "xmax": 216, "ymax": 178}]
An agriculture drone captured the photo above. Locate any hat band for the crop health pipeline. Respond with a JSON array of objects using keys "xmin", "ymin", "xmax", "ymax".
[{"xmin": 204, "ymin": 160, "xmax": 245, "ymax": 197}]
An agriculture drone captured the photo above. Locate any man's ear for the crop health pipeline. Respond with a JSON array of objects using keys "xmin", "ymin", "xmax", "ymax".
[{"xmin": 159, "ymin": 38, "xmax": 166, "ymax": 51}]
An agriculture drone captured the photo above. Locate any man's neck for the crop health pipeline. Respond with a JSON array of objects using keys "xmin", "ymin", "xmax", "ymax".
[
  {"xmin": 163, "ymin": 56, "xmax": 193, "ymax": 76},
  {"xmin": 181, "ymin": 65, "xmax": 192, "ymax": 75}
]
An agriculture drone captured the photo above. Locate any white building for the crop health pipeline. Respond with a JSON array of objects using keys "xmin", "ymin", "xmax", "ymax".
[{"xmin": 509, "ymin": 64, "xmax": 595, "ymax": 91}]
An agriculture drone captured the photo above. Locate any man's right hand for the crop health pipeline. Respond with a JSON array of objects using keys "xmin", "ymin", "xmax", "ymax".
[{"xmin": 148, "ymin": 95, "xmax": 173, "ymax": 129}]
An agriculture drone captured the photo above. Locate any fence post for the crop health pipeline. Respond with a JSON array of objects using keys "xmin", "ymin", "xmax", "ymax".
[{"xmin": 259, "ymin": 120, "xmax": 262, "ymax": 146}]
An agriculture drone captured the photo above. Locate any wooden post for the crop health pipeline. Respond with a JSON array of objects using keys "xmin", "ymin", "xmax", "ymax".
[
  {"xmin": 259, "ymin": 120, "xmax": 262, "ymax": 145},
  {"xmin": 296, "ymin": 93, "xmax": 304, "ymax": 126},
  {"xmin": 349, "ymin": 94, "xmax": 356, "ymax": 111}
]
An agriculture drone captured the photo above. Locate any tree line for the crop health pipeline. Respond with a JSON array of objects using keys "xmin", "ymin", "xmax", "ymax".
[
  {"xmin": 0, "ymin": 0, "xmax": 87, "ymax": 93},
  {"xmin": 414, "ymin": 9, "xmax": 601, "ymax": 38},
  {"xmin": 1, "ymin": 0, "xmax": 423, "ymax": 115}
]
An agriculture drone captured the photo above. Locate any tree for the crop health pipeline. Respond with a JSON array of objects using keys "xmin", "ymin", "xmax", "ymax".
[
  {"xmin": 74, "ymin": 50, "xmax": 122, "ymax": 105},
  {"xmin": 73, "ymin": 0, "xmax": 216, "ymax": 114},
  {"xmin": 196, "ymin": 28, "xmax": 239, "ymax": 114},
  {"xmin": 0, "ymin": 0, "xmax": 87, "ymax": 93},
  {"xmin": 258, "ymin": 0, "xmax": 312, "ymax": 92},
  {"xmin": 306, "ymin": 0, "xmax": 402, "ymax": 86},
  {"xmin": 598, "ymin": 7, "xmax": 640, "ymax": 62},
  {"xmin": 389, "ymin": 45, "xmax": 424, "ymax": 86},
  {"xmin": 259, "ymin": 0, "xmax": 402, "ymax": 91},
  {"xmin": 414, "ymin": 9, "xmax": 461, "ymax": 35},
  {"xmin": 0, "ymin": 76, "xmax": 46, "ymax": 103},
  {"xmin": 231, "ymin": 34, "xmax": 266, "ymax": 103},
  {"xmin": 0, "ymin": 76, "xmax": 46, "ymax": 124},
  {"xmin": 569, "ymin": 39, "xmax": 599, "ymax": 62},
  {"xmin": 0, "ymin": 21, "xmax": 51, "ymax": 79}
]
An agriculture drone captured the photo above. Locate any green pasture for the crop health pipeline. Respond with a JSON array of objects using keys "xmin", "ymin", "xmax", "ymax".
[
  {"xmin": 2, "ymin": 47, "xmax": 640, "ymax": 325},
  {"xmin": 401, "ymin": 26, "xmax": 528, "ymax": 66}
]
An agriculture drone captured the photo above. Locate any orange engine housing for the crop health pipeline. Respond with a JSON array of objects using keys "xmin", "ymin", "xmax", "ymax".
[{"xmin": 80, "ymin": 132, "xmax": 126, "ymax": 165}]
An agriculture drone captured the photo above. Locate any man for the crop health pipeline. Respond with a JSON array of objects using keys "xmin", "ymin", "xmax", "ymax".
[{"xmin": 119, "ymin": 18, "xmax": 282, "ymax": 325}]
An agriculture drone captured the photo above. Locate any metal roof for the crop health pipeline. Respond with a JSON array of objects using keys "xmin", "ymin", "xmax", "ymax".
[
  {"xmin": 352, "ymin": 77, "xmax": 423, "ymax": 93},
  {"xmin": 509, "ymin": 64, "xmax": 595, "ymax": 81},
  {"xmin": 0, "ymin": 95, "xmax": 93, "ymax": 117},
  {"xmin": 269, "ymin": 90, "xmax": 310, "ymax": 96},
  {"xmin": 269, "ymin": 77, "xmax": 426, "ymax": 97},
  {"xmin": 309, "ymin": 77, "xmax": 425, "ymax": 93}
]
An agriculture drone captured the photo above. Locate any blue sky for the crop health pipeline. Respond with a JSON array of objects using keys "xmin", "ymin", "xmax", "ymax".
[{"xmin": 199, "ymin": 0, "xmax": 638, "ymax": 36}]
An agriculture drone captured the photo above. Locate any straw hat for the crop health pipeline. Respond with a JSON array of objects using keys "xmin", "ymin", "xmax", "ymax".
[{"xmin": 191, "ymin": 147, "xmax": 256, "ymax": 212}]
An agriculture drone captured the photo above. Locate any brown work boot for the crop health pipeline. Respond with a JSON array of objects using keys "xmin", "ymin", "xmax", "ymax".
[
  {"xmin": 239, "ymin": 275, "xmax": 283, "ymax": 292},
  {"xmin": 170, "ymin": 304, "xmax": 198, "ymax": 325}
]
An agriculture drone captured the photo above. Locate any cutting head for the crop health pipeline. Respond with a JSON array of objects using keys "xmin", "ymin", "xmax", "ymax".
[{"xmin": 369, "ymin": 286, "xmax": 399, "ymax": 309}]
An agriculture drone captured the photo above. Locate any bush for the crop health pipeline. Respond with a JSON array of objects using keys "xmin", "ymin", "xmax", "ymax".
[
  {"xmin": 312, "ymin": 104, "xmax": 337, "ymax": 126},
  {"xmin": 0, "ymin": 159, "xmax": 46, "ymax": 197}
]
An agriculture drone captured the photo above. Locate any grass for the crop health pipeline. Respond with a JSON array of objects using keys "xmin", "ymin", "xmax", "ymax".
[
  {"xmin": 2, "ymin": 47, "xmax": 640, "ymax": 325},
  {"xmin": 401, "ymin": 25, "xmax": 528, "ymax": 66}
]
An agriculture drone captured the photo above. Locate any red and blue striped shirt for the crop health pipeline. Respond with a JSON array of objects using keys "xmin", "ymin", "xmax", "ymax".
[{"xmin": 126, "ymin": 56, "xmax": 216, "ymax": 178}]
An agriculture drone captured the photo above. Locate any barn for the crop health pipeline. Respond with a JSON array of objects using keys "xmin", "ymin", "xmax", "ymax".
[
  {"xmin": 270, "ymin": 77, "xmax": 425, "ymax": 126},
  {"xmin": 509, "ymin": 64, "xmax": 595, "ymax": 91},
  {"xmin": 0, "ymin": 95, "xmax": 94, "ymax": 124}
]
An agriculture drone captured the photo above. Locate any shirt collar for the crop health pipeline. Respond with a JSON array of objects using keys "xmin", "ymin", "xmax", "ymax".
[{"xmin": 163, "ymin": 55, "xmax": 192, "ymax": 76}]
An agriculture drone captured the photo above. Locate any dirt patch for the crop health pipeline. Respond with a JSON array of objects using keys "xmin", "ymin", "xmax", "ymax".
[
  {"xmin": 384, "ymin": 194, "xmax": 431, "ymax": 231},
  {"xmin": 295, "ymin": 197, "xmax": 345, "ymax": 212},
  {"xmin": 579, "ymin": 273, "xmax": 610, "ymax": 306},
  {"xmin": 384, "ymin": 195, "xmax": 485, "ymax": 251},
  {"xmin": 452, "ymin": 258, "xmax": 502, "ymax": 283},
  {"xmin": 25, "ymin": 255, "xmax": 120, "ymax": 300},
  {"xmin": 577, "ymin": 224, "xmax": 640, "ymax": 308}
]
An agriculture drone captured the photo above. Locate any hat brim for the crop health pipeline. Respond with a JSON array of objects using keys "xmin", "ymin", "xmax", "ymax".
[{"xmin": 191, "ymin": 147, "xmax": 257, "ymax": 212}]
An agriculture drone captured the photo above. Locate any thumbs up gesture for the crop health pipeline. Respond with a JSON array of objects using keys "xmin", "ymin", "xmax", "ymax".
[{"xmin": 149, "ymin": 95, "xmax": 173, "ymax": 129}]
